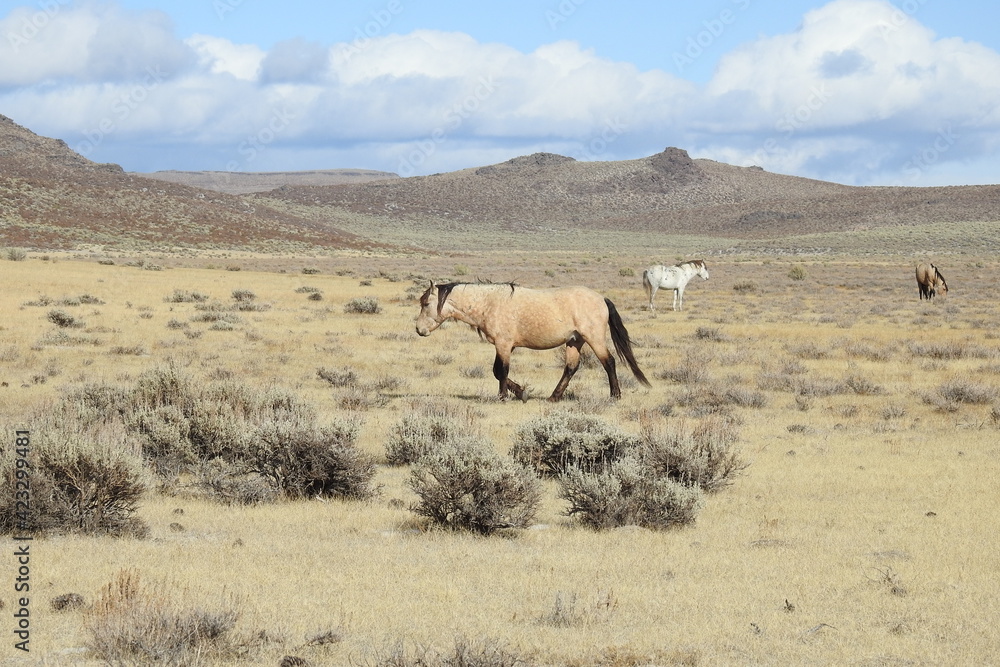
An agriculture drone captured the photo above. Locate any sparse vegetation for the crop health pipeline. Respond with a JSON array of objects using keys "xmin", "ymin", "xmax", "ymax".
[
  {"xmin": 559, "ymin": 455, "xmax": 704, "ymax": 530},
  {"xmin": 409, "ymin": 437, "xmax": 542, "ymax": 534},
  {"xmin": 344, "ymin": 296, "xmax": 382, "ymax": 314},
  {"xmin": 2, "ymin": 254, "xmax": 1000, "ymax": 666},
  {"xmin": 84, "ymin": 570, "xmax": 244, "ymax": 665},
  {"xmin": 385, "ymin": 403, "xmax": 478, "ymax": 465},
  {"xmin": 0, "ymin": 421, "xmax": 147, "ymax": 537},
  {"xmin": 47, "ymin": 309, "xmax": 83, "ymax": 328},
  {"xmin": 510, "ymin": 411, "xmax": 641, "ymax": 476}
]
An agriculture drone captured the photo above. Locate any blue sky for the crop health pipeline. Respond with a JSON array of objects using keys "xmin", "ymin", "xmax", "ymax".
[{"xmin": 2, "ymin": 0, "xmax": 999, "ymax": 185}]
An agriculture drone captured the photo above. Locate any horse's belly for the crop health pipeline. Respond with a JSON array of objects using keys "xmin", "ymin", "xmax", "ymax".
[{"xmin": 515, "ymin": 324, "xmax": 578, "ymax": 350}]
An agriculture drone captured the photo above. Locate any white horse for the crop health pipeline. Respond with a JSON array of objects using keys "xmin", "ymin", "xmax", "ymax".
[{"xmin": 642, "ymin": 259, "xmax": 709, "ymax": 311}]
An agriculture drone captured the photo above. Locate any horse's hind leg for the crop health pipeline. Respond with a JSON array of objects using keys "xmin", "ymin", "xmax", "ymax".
[
  {"xmin": 549, "ymin": 337, "xmax": 584, "ymax": 402},
  {"xmin": 582, "ymin": 337, "xmax": 621, "ymax": 399}
]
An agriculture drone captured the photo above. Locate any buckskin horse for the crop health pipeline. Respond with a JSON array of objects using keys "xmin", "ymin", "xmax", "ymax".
[
  {"xmin": 642, "ymin": 259, "xmax": 710, "ymax": 311},
  {"xmin": 415, "ymin": 282, "xmax": 650, "ymax": 401},
  {"xmin": 916, "ymin": 263, "xmax": 948, "ymax": 300}
]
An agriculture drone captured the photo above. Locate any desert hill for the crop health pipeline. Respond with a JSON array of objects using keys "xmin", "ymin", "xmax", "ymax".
[
  {"xmin": 260, "ymin": 147, "xmax": 1000, "ymax": 240},
  {"xmin": 137, "ymin": 168, "xmax": 398, "ymax": 195},
  {"xmin": 0, "ymin": 114, "xmax": 382, "ymax": 252},
  {"xmin": 2, "ymin": 113, "xmax": 998, "ymax": 254}
]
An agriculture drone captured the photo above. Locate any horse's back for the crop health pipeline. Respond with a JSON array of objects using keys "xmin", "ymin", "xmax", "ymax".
[
  {"xmin": 523, "ymin": 285, "xmax": 607, "ymax": 312},
  {"xmin": 502, "ymin": 286, "xmax": 608, "ymax": 348}
]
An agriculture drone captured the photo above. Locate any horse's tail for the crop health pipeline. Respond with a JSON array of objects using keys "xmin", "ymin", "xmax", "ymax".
[
  {"xmin": 641, "ymin": 269, "xmax": 652, "ymax": 298},
  {"xmin": 605, "ymin": 298, "xmax": 651, "ymax": 387}
]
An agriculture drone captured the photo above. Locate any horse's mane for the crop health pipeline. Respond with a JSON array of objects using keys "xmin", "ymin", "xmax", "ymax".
[{"xmin": 436, "ymin": 280, "xmax": 517, "ymax": 315}]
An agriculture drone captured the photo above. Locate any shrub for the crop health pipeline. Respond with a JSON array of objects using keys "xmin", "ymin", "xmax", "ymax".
[
  {"xmin": 67, "ymin": 366, "xmax": 377, "ymax": 502},
  {"xmin": 249, "ymin": 418, "xmax": 377, "ymax": 500},
  {"xmin": 694, "ymin": 326, "xmax": 727, "ymax": 342},
  {"xmin": 373, "ymin": 635, "xmax": 527, "ymax": 667},
  {"xmin": 6, "ymin": 247, "xmax": 27, "ymax": 261},
  {"xmin": 165, "ymin": 289, "xmax": 209, "ymax": 303},
  {"xmin": 295, "ymin": 286, "xmax": 320, "ymax": 293},
  {"xmin": 619, "ymin": 267, "xmax": 635, "ymax": 277},
  {"xmin": 231, "ymin": 289, "xmax": 256, "ymax": 302},
  {"xmin": 658, "ymin": 348, "xmax": 713, "ymax": 384},
  {"xmin": 510, "ymin": 411, "xmax": 641, "ymax": 477},
  {"xmin": 559, "ymin": 456, "xmax": 704, "ymax": 530},
  {"xmin": 344, "ymin": 297, "xmax": 381, "ymax": 314},
  {"xmin": 788, "ymin": 265, "xmax": 807, "ymax": 281},
  {"xmin": 302, "ymin": 267, "xmax": 321, "ymax": 274},
  {"xmin": 0, "ymin": 425, "xmax": 147, "ymax": 537},
  {"xmin": 409, "ymin": 438, "xmax": 541, "ymax": 534},
  {"xmin": 85, "ymin": 570, "xmax": 242, "ymax": 665},
  {"xmin": 935, "ymin": 379, "xmax": 999, "ymax": 405},
  {"xmin": 317, "ymin": 367, "xmax": 359, "ymax": 388},
  {"xmin": 193, "ymin": 459, "xmax": 276, "ymax": 505},
  {"xmin": 843, "ymin": 374, "xmax": 884, "ymax": 396},
  {"xmin": 385, "ymin": 403, "xmax": 477, "ymax": 465},
  {"xmin": 47, "ymin": 309, "xmax": 83, "ymax": 328},
  {"xmin": 307, "ymin": 292, "xmax": 323, "ymax": 301},
  {"xmin": 732, "ymin": 280, "xmax": 759, "ymax": 294},
  {"xmin": 638, "ymin": 417, "xmax": 748, "ymax": 493}
]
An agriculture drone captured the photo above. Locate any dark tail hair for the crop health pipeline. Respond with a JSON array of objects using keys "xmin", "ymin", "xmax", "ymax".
[{"xmin": 605, "ymin": 298, "xmax": 651, "ymax": 387}]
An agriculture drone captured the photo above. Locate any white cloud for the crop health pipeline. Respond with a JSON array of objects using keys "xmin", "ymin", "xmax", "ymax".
[
  {"xmin": 0, "ymin": 5, "xmax": 100, "ymax": 84},
  {"xmin": 0, "ymin": 4, "xmax": 192, "ymax": 85},
  {"xmin": 706, "ymin": 0, "xmax": 1000, "ymax": 129},
  {"xmin": 2, "ymin": 0, "xmax": 1000, "ymax": 183},
  {"xmin": 187, "ymin": 34, "xmax": 265, "ymax": 81}
]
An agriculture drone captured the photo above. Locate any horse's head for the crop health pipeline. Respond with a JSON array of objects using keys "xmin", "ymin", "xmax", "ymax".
[
  {"xmin": 696, "ymin": 260, "xmax": 709, "ymax": 280},
  {"xmin": 934, "ymin": 266, "xmax": 948, "ymax": 294},
  {"xmin": 415, "ymin": 281, "xmax": 442, "ymax": 336},
  {"xmin": 416, "ymin": 281, "xmax": 461, "ymax": 336}
]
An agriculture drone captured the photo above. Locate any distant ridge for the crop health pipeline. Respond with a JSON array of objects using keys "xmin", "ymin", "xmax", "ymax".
[
  {"xmin": 2, "ymin": 112, "xmax": 999, "ymax": 253},
  {"xmin": 0, "ymin": 114, "xmax": 385, "ymax": 251},
  {"xmin": 137, "ymin": 168, "xmax": 399, "ymax": 195},
  {"xmin": 260, "ymin": 146, "xmax": 1000, "ymax": 240}
]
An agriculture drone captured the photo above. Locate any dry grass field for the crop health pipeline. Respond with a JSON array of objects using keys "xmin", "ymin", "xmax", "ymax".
[{"xmin": 2, "ymin": 251, "xmax": 1000, "ymax": 666}]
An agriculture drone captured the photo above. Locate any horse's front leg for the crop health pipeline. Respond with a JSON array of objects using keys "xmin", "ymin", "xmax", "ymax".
[{"xmin": 492, "ymin": 348, "xmax": 525, "ymax": 401}]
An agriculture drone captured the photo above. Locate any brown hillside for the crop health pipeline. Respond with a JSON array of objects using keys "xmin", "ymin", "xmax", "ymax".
[
  {"xmin": 264, "ymin": 147, "xmax": 1000, "ymax": 240},
  {"xmin": 0, "ymin": 115, "xmax": 382, "ymax": 251},
  {"xmin": 136, "ymin": 168, "xmax": 398, "ymax": 195}
]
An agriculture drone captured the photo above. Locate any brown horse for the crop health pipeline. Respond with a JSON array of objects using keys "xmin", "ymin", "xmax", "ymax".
[
  {"xmin": 415, "ymin": 282, "xmax": 650, "ymax": 401},
  {"xmin": 916, "ymin": 263, "xmax": 948, "ymax": 300}
]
